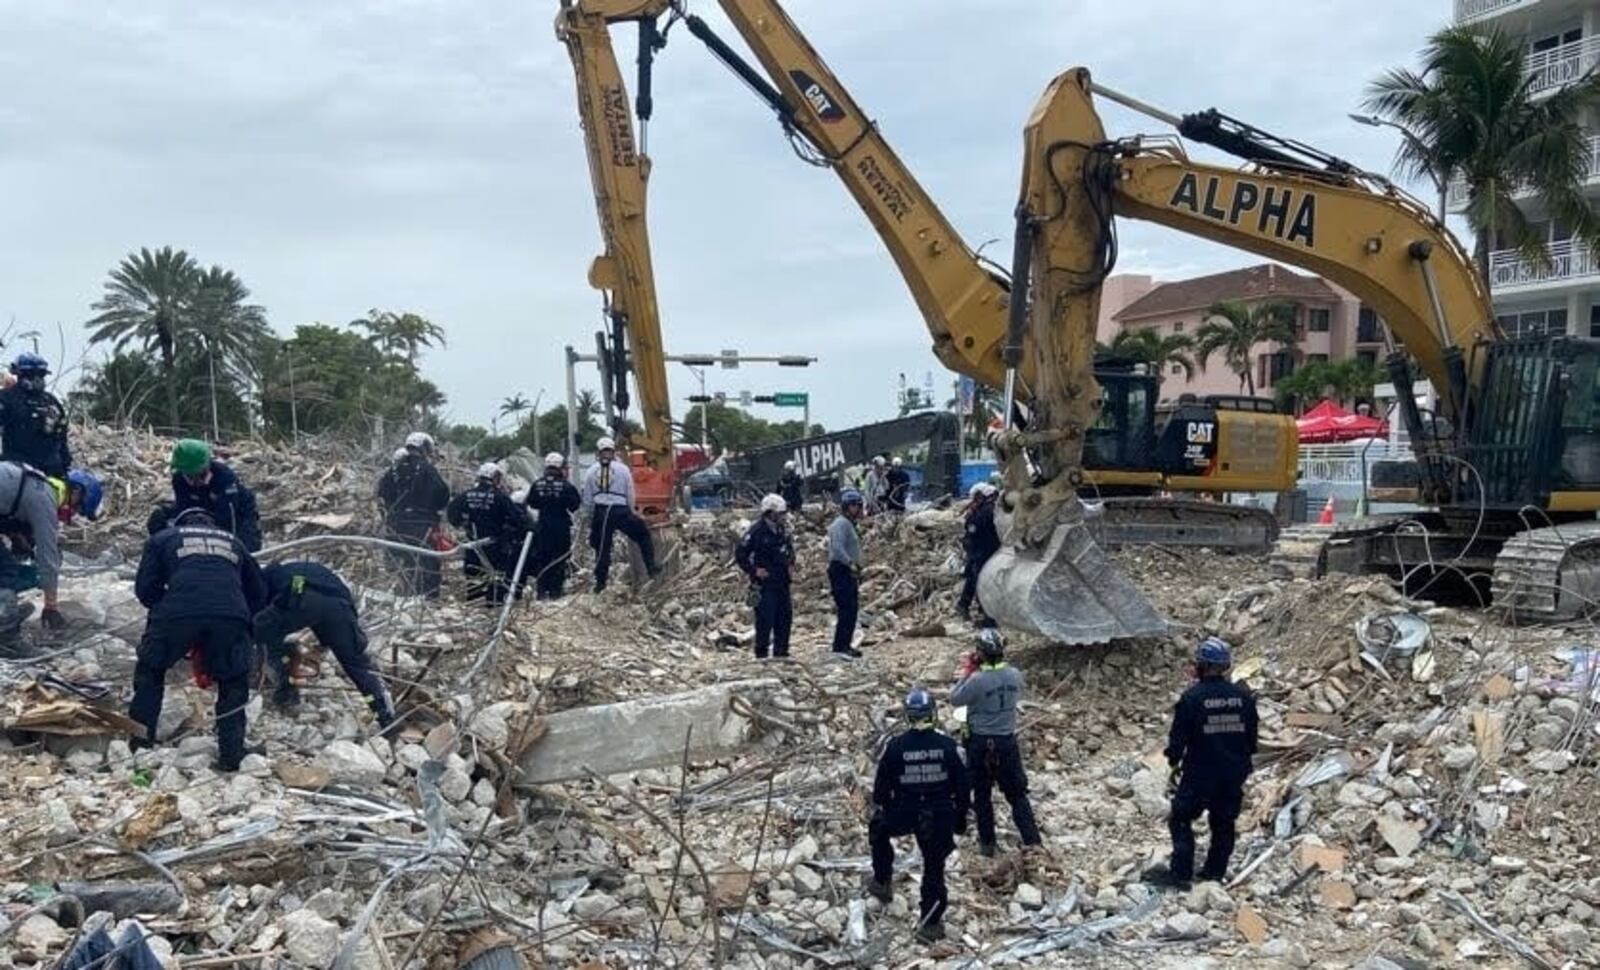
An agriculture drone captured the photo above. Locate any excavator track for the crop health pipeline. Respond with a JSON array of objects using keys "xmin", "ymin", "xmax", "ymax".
[
  {"xmin": 1491, "ymin": 520, "xmax": 1600, "ymax": 622},
  {"xmin": 1268, "ymin": 515, "xmax": 1414, "ymax": 579},
  {"xmin": 1093, "ymin": 497, "xmax": 1280, "ymax": 553}
]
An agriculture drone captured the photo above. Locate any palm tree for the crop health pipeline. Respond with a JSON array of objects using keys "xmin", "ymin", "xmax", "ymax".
[
  {"xmin": 1107, "ymin": 327, "xmax": 1198, "ymax": 381},
  {"xmin": 86, "ymin": 246, "xmax": 201, "ymax": 430},
  {"xmin": 191, "ymin": 266, "xmax": 270, "ymax": 439},
  {"xmin": 1194, "ymin": 299, "xmax": 1299, "ymax": 396},
  {"xmin": 352, "ymin": 309, "xmax": 446, "ymax": 366},
  {"xmin": 575, "ymin": 389, "xmax": 603, "ymax": 419},
  {"xmin": 1364, "ymin": 26, "xmax": 1600, "ymax": 280}
]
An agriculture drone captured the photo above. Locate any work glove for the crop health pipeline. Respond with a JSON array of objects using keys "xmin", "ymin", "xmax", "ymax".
[
  {"xmin": 1166, "ymin": 762, "xmax": 1182, "ymax": 797},
  {"xmin": 41, "ymin": 608, "xmax": 67, "ymax": 631},
  {"xmin": 745, "ymin": 585, "xmax": 761, "ymax": 608}
]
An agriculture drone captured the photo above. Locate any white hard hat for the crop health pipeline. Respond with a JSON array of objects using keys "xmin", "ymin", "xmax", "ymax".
[
  {"xmin": 968, "ymin": 482, "xmax": 987, "ymax": 499},
  {"xmin": 477, "ymin": 462, "xmax": 502, "ymax": 481},
  {"xmin": 405, "ymin": 431, "xmax": 434, "ymax": 450},
  {"xmin": 760, "ymin": 493, "xmax": 788, "ymax": 514},
  {"xmin": 892, "ymin": 456, "xmax": 903, "ymax": 467},
  {"xmin": 544, "ymin": 451, "xmax": 565, "ymax": 468},
  {"xmin": 973, "ymin": 482, "xmax": 998, "ymax": 498},
  {"xmin": 392, "ymin": 447, "xmax": 408, "ymax": 462},
  {"xmin": 873, "ymin": 456, "xmax": 885, "ymax": 466},
  {"xmin": 784, "ymin": 460, "xmax": 796, "ymax": 470},
  {"xmin": 596, "ymin": 436, "xmax": 616, "ymax": 451}
]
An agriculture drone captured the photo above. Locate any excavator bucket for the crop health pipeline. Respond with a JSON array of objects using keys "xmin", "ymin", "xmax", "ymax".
[{"xmin": 977, "ymin": 518, "xmax": 1169, "ymax": 644}]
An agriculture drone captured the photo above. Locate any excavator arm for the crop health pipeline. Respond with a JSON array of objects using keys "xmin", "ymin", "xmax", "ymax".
[{"xmin": 556, "ymin": 0, "xmax": 677, "ymax": 522}]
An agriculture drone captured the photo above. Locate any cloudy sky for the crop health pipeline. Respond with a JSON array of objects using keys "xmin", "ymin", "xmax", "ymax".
[{"xmin": 1, "ymin": 1, "xmax": 1448, "ymax": 433}]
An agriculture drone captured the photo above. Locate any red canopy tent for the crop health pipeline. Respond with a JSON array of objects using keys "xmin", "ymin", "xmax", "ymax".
[{"xmin": 1296, "ymin": 399, "xmax": 1388, "ymax": 443}]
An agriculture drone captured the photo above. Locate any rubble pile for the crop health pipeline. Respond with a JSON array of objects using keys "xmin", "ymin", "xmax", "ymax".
[{"xmin": 1, "ymin": 431, "xmax": 1596, "ymax": 968}]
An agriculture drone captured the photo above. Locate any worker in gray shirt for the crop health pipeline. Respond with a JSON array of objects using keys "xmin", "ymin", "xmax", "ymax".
[
  {"xmin": 826, "ymin": 489, "xmax": 865, "ymax": 659},
  {"xmin": 950, "ymin": 628, "xmax": 1042, "ymax": 856}
]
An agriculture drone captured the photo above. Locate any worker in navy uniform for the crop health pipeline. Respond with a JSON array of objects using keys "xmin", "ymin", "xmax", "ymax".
[
  {"xmin": 525, "ymin": 452, "xmax": 582, "ymax": 600},
  {"xmin": 955, "ymin": 483, "xmax": 1000, "ymax": 621},
  {"xmin": 580, "ymin": 436, "xmax": 660, "ymax": 592},
  {"xmin": 1145, "ymin": 636, "xmax": 1260, "ymax": 888},
  {"xmin": 0, "ymin": 354, "xmax": 72, "ymax": 478},
  {"xmin": 170, "ymin": 439, "xmax": 262, "ymax": 552},
  {"xmin": 447, "ymin": 463, "xmax": 532, "ymax": 604},
  {"xmin": 129, "ymin": 508, "xmax": 268, "ymax": 773},
  {"xmin": 865, "ymin": 687, "xmax": 970, "ymax": 944},
  {"xmin": 255, "ymin": 560, "xmax": 395, "ymax": 727},
  {"xmin": 884, "ymin": 456, "xmax": 912, "ymax": 513},
  {"xmin": 376, "ymin": 432, "xmax": 450, "ymax": 598},
  {"xmin": 777, "ymin": 459, "xmax": 804, "ymax": 513},
  {"xmin": 950, "ymin": 628, "xmax": 1042, "ymax": 857},
  {"xmin": 734, "ymin": 494, "xmax": 794, "ymax": 660}
]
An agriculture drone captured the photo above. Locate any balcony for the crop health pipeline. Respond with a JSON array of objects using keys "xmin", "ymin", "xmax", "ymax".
[
  {"xmin": 1447, "ymin": 134, "xmax": 1600, "ymax": 210},
  {"xmin": 1527, "ymin": 35, "xmax": 1600, "ymax": 97},
  {"xmin": 1454, "ymin": 0, "xmax": 1534, "ymax": 23},
  {"xmin": 1488, "ymin": 239, "xmax": 1600, "ymax": 292}
]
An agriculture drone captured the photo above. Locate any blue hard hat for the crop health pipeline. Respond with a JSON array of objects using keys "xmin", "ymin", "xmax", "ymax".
[
  {"xmin": 903, "ymin": 686, "xmax": 936, "ymax": 722},
  {"xmin": 1196, "ymin": 635, "xmax": 1233, "ymax": 667},
  {"xmin": 839, "ymin": 488, "xmax": 864, "ymax": 506},
  {"xmin": 67, "ymin": 469, "xmax": 104, "ymax": 521},
  {"xmin": 10, "ymin": 353, "xmax": 48, "ymax": 375}
]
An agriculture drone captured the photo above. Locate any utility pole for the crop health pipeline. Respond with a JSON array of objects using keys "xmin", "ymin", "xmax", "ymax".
[
  {"xmin": 531, "ymin": 388, "xmax": 545, "ymax": 457},
  {"xmin": 287, "ymin": 348, "xmax": 299, "ymax": 441},
  {"xmin": 565, "ymin": 346, "xmax": 580, "ymax": 468}
]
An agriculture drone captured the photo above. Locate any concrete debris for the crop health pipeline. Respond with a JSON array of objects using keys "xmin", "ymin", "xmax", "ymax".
[{"xmin": 0, "ymin": 426, "xmax": 1594, "ymax": 968}]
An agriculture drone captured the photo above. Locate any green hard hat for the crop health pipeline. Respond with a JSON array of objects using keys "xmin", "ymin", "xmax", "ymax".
[{"xmin": 171, "ymin": 438, "xmax": 212, "ymax": 475}]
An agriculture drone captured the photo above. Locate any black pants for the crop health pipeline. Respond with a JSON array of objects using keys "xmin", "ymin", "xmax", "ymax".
[
  {"xmin": 463, "ymin": 539, "xmax": 526, "ymax": 604},
  {"xmin": 1169, "ymin": 772, "xmax": 1245, "ymax": 882},
  {"xmin": 129, "ymin": 616, "xmax": 251, "ymax": 765},
  {"xmin": 754, "ymin": 582, "xmax": 792, "ymax": 658},
  {"xmin": 870, "ymin": 805, "xmax": 956, "ymax": 925},
  {"xmin": 530, "ymin": 529, "xmax": 573, "ymax": 600},
  {"xmin": 827, "ymin": 562, "xmax": 858, "ymax": 653},
  {"xmin": 589, "ymin": 505, "xmax": 656, "ymax": 592},
  {"xmin": 387, "ymin": 514, "xmax": 440, "ymax": 599},
  {"xmin": 256, "ymin": 590, "xmax": 392, "ymax": 718},
  {"xmin": 956, "ymin": 550, "xmax": 994, "ymax": 615},
  {"xmin": 966, "ymin": 734, "xmax": 1042, "ymax": 847}
]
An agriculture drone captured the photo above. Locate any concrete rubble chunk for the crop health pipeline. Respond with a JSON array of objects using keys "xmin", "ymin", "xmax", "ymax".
[
  {"xmin": 1236, "ymin": 904, "xmax": 1269, "ymax": 945},
  {"xmin": 279, "ymin": 908, "xmax": 341, "ymax": 967},
  {"xmin": 14, "ymin": 914, "xmax": 67, "ymax": 958},
  {"xmin": 1014, "ymin": 882, "xmax": 1043, "ymax": 908},
  {"xmin": 1550, "ymin": 923, "xmax": 1590, "ymax": 953},
  {"xmin": 1526, "ymin": 749, "xmax": 1574, "ymax": 773},
  {"xmin": 516, "ymin": 679, "xmax": 779, "ymax": 786},
  {"xmin": 1157, "ymin": 912, "xmax": 1210, "ymax": 940},
  {"xmin": 1319, "ymin": 879, "xmax": 1357, "ymax": 910},
  {"xmin": 1376, "ymin": 816, "xmax": 1422, "ymax": 858},
  {"xmin": 313, "ymin": 740, "xmax": 386, "ymax": 786}
]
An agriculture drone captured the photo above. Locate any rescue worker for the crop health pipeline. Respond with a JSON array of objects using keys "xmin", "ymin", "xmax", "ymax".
[
  {"xmin": 376, "ymin": 432, "xmax": 450, "ymax": 598},
  {"xmin": 734, "ymin": 494, "xmax": 793, "ymax": 660},
  {"xmin": 129, "ymin": 508, "xmax": 268, "ymax": 773},
  {"xmin": 0, "ymin": 464, "xmax": 102, "ymax": 643},
  {"xmin": 1145, "ymin": 636, "xmax": 1260, "ymax": 888},
  {"xmin": 525, "ymin": 452, "xmax": 582, "ymax": 600},
  {"xmin": 254, "ymin": 560, "xmax": 395, "ymax": 728},
  {"xmin": 0, "ymin": 354, "xmax": 71, "ymax": 477},
  {"xmin": 950, "ymin": 629, "xmax": 1042, "ymax": 857},
  {"xmin": 777, "ymin": 460, "xmax": 804, "ymax": 513},
  {"xmin": 956, "ymin": 483, "xmax": 1000, "ymax": 620},
  {"xmin": 170, "ymin": 439, "xmax": 262, "ymax": 552},
  {"xmin": 446, "ymin": 463, "xmax": 532, "ymax": 603},
  {"xmin": 866, "ymin": 687, "xmax": 970, "ymax": 944},
  {"xmin": 884, "ymin": 456, "xmax": 912, "ymax": 513},
  {"xmin": 580, "ymin": 436, "xmax": 659, "ymax": 592},
  {"xmin": 863, "ymin": 456, "xmax": 888, "ymax": 514},
  {"xmin": 826, "ymin": 488, "xmax": 864, "ymax": 659}
]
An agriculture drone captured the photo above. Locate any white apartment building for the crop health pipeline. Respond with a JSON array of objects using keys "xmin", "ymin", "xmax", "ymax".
[{"xmin": 1452, "ymin": 0, "xmax": 1600, "ymax": 337}]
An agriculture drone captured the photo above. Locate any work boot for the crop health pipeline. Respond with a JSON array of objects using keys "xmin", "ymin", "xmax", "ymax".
[
  {"xmin": 864, "ymin": 876, "xmax": 892, "ymax": 904},
  {"xmin": 271, "ymin": 684, "xmax": 302, "ymax": 715},
  {"xmin": 914, "ymin": 921, "xmax": 945, "ymax": 944},
  {"xmin": 977, "ymin": 840, "xmax": 997, "ymax": 858},
  {"xmin": 1141, "ymin": 863, "xmax": 1191, "ymax": 891},
  {"xmin": 213, "ymin": 743, "xmax": 267, "ymax": 774},
  {"xmin": 831, "ymin": 647, "xmax": 863, "ymax": 661}
]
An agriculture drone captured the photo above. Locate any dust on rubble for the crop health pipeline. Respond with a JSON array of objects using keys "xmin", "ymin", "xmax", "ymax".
[{"xmin": 1, "ymin": 427, "xmax": 1597, "ymax": 969}]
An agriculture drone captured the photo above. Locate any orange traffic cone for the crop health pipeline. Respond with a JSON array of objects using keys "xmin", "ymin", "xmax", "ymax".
[{"xmin": 1318, "ymin": 495, "xmax": 1336, "ymax": 525}]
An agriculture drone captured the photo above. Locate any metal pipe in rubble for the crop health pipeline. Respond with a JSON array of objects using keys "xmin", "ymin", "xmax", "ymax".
[
  {"xmin": 255, "ymin": 534, "xmax": 492, "ymax": 561},
  {"xmin": 461, "ymin": 531, "xmax": 536, "ymax": 685}
]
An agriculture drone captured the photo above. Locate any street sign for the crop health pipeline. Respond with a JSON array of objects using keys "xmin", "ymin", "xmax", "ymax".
[
  {"xmin": 721, "ymin": 349, "xmax": 740, "ymax": 369},
  {"xmin": 713, "ymin": 391, "xmax": 727, "ymax": 403},
  {"xmin": 772, "ymin": 392, "xmax": 809, "ymax": 407},
  {"xmin": 739, "ymin": 390, "xmax": 753, "ymax": 407}
]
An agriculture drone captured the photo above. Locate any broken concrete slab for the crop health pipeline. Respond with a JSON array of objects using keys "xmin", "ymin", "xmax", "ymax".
[
  {"xmin": 1376, "ymin": 816, "xmax": 1422, "ymax": 858},
  {"xmin": 516, "ymin": 680, "xmax": 779, "ymax": 787}
]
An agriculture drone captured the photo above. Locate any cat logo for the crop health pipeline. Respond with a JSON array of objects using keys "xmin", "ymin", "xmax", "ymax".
[
  {"xmin": 789, "ymin": 70, "xmax": 845, "ymax": 123},
  {"xmin": 1169, "ymin": 173, "xmax": 1316, "ymax": 248}
]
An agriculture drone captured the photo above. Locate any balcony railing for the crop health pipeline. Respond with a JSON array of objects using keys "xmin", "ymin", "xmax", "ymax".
[
  {"xmin": 1527, "ymin": 35, "xmax": 1600, "ymax": 96},
  {"xmin": 1488, "ymin": 240, "xmax": 1600, "ymax": 290},
  {"xmin": 1454, "ymin": 0, "xmax": 1532, "ymax": 24},
  {"xmin": 1447, "ymin": 134, "xmax": 1600, "ymax": 210}
]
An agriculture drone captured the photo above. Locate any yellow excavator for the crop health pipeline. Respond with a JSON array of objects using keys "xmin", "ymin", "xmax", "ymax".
[{"xmin": 560, "ymin": 1, "xmax": 1600, "ymax": 640}]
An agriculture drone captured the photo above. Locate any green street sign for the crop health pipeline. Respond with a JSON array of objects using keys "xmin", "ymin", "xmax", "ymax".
[{"xmin": 772, "ymin": 392, "xmax": 809, "ymax": 407}]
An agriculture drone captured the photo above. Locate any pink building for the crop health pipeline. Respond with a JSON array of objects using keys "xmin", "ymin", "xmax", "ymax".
[{"xmin": 1107, "ymin": 264, "xmax": 1386, "ymax": 404}]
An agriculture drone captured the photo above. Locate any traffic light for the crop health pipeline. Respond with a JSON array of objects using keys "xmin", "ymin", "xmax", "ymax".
[
  {"xmin": 753, "ymin": 395, "xmax": 776, "ymax": 404},
  {"xmin": 687, "ymin": 395, "xmax": 713, "ymax": 403}
]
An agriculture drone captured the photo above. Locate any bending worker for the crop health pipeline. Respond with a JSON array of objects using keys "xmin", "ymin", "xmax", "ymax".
[
  {"xmin": 0, "ymin": 354, "xmax": 72, "ymax": 477},
  {"xmin": 130, "ymin": 508, "xmax": 267, "ymax": 773},
  {"xmin": 735, "ymin": 494, "xmax": 794, "ymax": 660},
  {"xmin": 580, "ymin": 436, "xmax": 659, "ymax": 592},
  {"xmin": 525, "ymin": 452, "xmax": 582, "ymax": 600},
  {"xmin": 170, "ymin": 439, "xmax": 262, "ymax": 552},
  {"xmin": 0, "ymin": 464, "xmax": 102, "ymax": 640},
  {"xmin": 255, "ymin": 560, "xmax": 395, "ymax": 728},
  {"xmin": 866, "ymin": 687, "xmax": 970, "ymax": 944},
  {"xmin": 951, "ymin": 629, "xmax": 1042, "ymax": 857}
]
